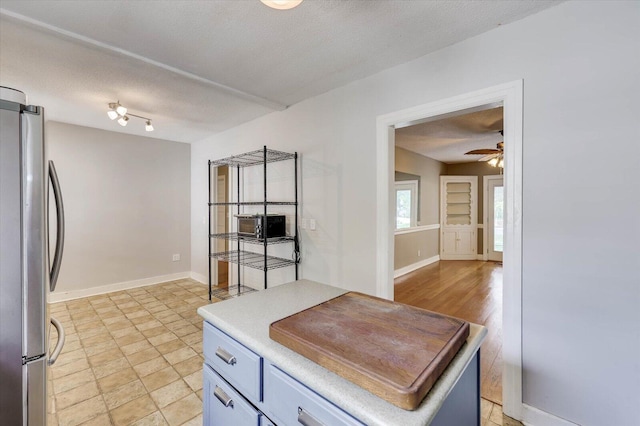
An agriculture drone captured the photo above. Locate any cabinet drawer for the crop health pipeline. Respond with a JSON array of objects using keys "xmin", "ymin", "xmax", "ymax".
[
  {"xmin": 203, "ymin": 322, "xmax": 262, "ymax": 403},
  {"xmin": 203, "ymin": 364, "xmax": 261, "ymax": 426},
  {"xmin": 263, "ymin": 363, "xmax": 365, "ymax": 426}
]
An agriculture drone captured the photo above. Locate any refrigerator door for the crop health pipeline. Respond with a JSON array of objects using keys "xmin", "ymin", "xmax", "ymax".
[
  {"xmin": 22, "ymin": 104, "xmax": 48, "ymax": 360},
  {"xmin": 0, "ymin": 96, "xmax": 24, "ymax": 426},
  {"xmin": 24, "ymin": 356, "xmax": 47, "ymax": 426}
]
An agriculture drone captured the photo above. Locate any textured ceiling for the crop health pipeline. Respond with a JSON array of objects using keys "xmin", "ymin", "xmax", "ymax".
[
  {"xmin": 0, "ymin": 1, "xmax": 559, "ymax": 143},
  {"xmin": 396, "ymin": 107, "xmax": 503, "ymax": 164}
]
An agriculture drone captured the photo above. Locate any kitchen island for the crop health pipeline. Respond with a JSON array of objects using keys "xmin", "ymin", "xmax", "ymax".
[{"xmin": 197, "ymin": 279, "xmax": 486, "ymax": 426}]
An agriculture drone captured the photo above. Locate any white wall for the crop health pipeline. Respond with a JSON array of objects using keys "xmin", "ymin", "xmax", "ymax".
[
  {"xmin": 48, "ymin": 122, "xmax": 191, "ymax": 296},
  {"xmin": 192, "ymin": 2, "xmax": 640, "ymax": 425}
]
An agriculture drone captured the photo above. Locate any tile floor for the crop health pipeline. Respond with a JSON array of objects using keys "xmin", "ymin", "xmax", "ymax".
[
  {"xmin": 47, "ymin": 278, "xmax": 521, "ymax": 426},
  {"xmin": 47, "ymin": 279, "xmax": 219, "ymax": 426}
]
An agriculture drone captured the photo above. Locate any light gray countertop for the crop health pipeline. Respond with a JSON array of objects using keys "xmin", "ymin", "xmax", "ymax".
[{"xmin": 197, "ymin": 279, "xmax": 487, "ymax": 426}]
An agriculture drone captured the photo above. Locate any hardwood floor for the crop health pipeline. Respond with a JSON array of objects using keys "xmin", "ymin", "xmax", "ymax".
[{"xmin": 394, "ymin": 260, "xmax": 503, "ymax": 405}]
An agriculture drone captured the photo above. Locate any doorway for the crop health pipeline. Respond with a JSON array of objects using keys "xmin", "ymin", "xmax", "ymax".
[{"xmin": 376, "ymin": 81, "xmax": 523, "ymax": 418}]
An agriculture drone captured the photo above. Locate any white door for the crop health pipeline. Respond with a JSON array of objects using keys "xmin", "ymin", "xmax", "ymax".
[{"xmin": 486, "ymin": 177, "xmax": 504, "ymax": 262}]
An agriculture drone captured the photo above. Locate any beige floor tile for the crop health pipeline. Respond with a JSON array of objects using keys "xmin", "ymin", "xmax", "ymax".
[
  {"xmin": 56, "ymin": 381, "xmax": 100, "ymax": 410},
  {"xmin": 51, "ymin": 358, "xmax": 89, "ymax": 380},
  {"xmin": 172, "ymin": 324, "xmax": 199, "ymax": 337},
  {"xmin": 183, "ymin": 370, "xmax": 203, "ymax": 392},
  {"xmin": 148, "ymin": 332, "xmax": 178, "ymax": 347},
  {"xmin": 481, "ymin": 398, "xmax": 493, "ymax": 419},
  {"xmin": 92, "ymin": 357, "xmax": 131, "ymax": 379},
  {"xmin": 141, "ymin": 367, "xmax": 181, "ymax": 392},
  {"xmin": 173, "ymin": 356, "xmax": 203, "ymax": 377},
  {"xmin": 155, "ymin": 339, "xmax": 187, "ymax": 355},
  {"xmin": 150, "ymin": 379, "xmax": 192, "ymax": 408},
  {"xmin": 97, "ymin": 368, "xmax": 138, "ymax": 393},
  {"xmin": 134, "ymin": 356, "xmax": 170, "ymax": 377},
  {"xmin": 88, "ymin": 347, "xmax": 125, "ymax": 367},
  {"xmin": 102, "ymin": 315, "xmax": 126, "ymax": 325},
  {"xmin": 56, "ymin": 395, "xmax": 107, "ymax": 426},
  {"xmin": 53, "ymin": 369, "xmax": 96, "ymax": 394},
  {"xmin": 83, "ymin": 340, "xmax": 118, "ymax": 356},
  {"xmin": 142, "ymin": 325, "xmax": 170, "ymax": 338},
  {"xmin": 137, "ymin": 319, "xmax": 163, "ymax": 331},
  {"xmin": 80, "ymin": 333, "xmax": 113, "ymax": 348},
  {"xmin": 127, "ymin": 347, "xmax": 162, "ymax": 366},
  {"xmin": 189, "ymin": 341, "xmax": 203, "ymax": 355},
  {"xmin": 106, "ymin": 320, "xmax": 135, "ymax": 332},
  {"xmin": 196, "ymin": 389, "xmax": 203, "ymax": 401},
  {"xmin": 503, "ymin": 414, "xmax": 524, "ymax": 426},
  {"xmin": 54, "ymin": 348, "xmax": 87, "ymax": 367},
  {"xmin": 48, "ymin": 412, "xmax": 59, "ymax": 426},
  {"xmin": 147, "ymin": 304, "xmax": 169, "ymax": 314},
  {"xmin": 110, "ymin": 395, "xmax": 158, "ymax": 426},
  {"xmin": 114, "ymin": 331, "xmax": 147, "ymax": 347},
  {"xmin": 77, "ymin": 326, "xmax": 108, "ymax": 339},
  {"xmin": 130, "ymin": 411, "xmax": 169, "ymax": 426},
  {"xmin": 156, "ymin": 313, "xmax": 182, "ymax": 324},
  {"xmin": 121, "ymin": 339, "xmax": 153, "ymax": 355},
  {"xmin": 180, "ymin": 332, "xmax": 201, "ymax": 346},
  {"xmin": 160, "ymin": 393, "xmax": 201, "ymax": 426},
  {"xmin": 77, "ymin": 414, "xmax": 112, "ymax": 426},
  {"xmin": 103, "ymin": 379, "xmax": 148, "ymax": 410},
  {"xmin": 180, "ymin": 414, "xmax": 202, "ymax": 426},
  {"xmin": 126, "ymin": 310, "xmax": 151, "ymax": 320},
  {"xmin": 111, "ymin": 325, "xmax": 141, "ymax": 339},
  {"xmin": 490, "ymin": 404, "xmax": 503, "ymax": 424},
  {"xmin": 164, "ymin": 347, "xmax": 197, "ymax": 365}
]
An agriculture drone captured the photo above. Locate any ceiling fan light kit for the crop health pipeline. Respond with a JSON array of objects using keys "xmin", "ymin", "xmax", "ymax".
[
  {"xmin": 464, "ymin": 131, "xmax": 504, "ymax": 168},
  {"xmin": 107, "ymin": 101, "xmax": 154, "ymax": 131}
]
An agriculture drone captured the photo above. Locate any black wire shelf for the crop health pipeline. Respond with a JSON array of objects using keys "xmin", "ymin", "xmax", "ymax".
[
  {"xmin": 210, "ymin": 233, "xmax": 296, "ymax": 245},
  {"xmin": 209, "ymin": 250, "xmax": 296, "ymax": 270},
  {"xmin": 209, "ymin": 148, "xmax": 296, "ymax": 168},
  {"xmin": 208, "ymin": 201, "xmax": 297, "ymax": 206}
]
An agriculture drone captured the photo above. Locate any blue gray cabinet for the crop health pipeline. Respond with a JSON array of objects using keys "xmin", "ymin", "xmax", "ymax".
[{"xmin": 198, "ymin": 280, "xmax": 486, "ymax": 426}]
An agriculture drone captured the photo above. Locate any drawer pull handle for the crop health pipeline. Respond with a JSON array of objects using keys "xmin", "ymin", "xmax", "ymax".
[
  {"xmin": 298, "ymin": 407, "xmax": 324, "ymax": 426},
  {"xmin": 215, "ymin": 347, "xmax": 237, "ymax": 365},
  {"xmin": 214, "ymin": 386, "xmax": 234, "ymax": 408}
]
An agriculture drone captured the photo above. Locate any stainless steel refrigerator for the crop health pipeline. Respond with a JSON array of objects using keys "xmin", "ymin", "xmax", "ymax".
[{"xmin": 1, "ymin": 87, "xmax": 66, "ymax": 425}]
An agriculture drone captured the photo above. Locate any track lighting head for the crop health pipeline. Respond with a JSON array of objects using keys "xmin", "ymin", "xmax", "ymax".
[{"xmin": 107, "ymin": 101, "xmax": 154, "ymax": 131}]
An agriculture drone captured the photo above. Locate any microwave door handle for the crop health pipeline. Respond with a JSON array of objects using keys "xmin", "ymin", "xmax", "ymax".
[{"xmin": 49, "ymin": 160, "xmax": 65, "ymax": 292}]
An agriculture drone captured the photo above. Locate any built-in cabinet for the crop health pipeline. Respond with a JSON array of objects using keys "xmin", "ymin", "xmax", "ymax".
[{"xmin": 440, "ymin": 176, "xmax": 477, "ymax": 260}]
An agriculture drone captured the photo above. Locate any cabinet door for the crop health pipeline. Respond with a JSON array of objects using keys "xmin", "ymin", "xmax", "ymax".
[
  {"xmin": 441, "ymin": 230, "xmax": 458, "ymax": 257},
  {"xmin": 203, "ymin": 364, "xmax": 260, "ymax": 426},
  {"xmin": 457, "ymin": 230, "xmax": 475, "ymax": 256}
]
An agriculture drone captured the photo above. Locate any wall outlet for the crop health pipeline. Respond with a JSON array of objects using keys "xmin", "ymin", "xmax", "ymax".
[
  {"xmin": 172, "ymin": 254, "xmax": 181, "ymax": 262},
  {"xmin": 309, "ymin": 219, "xmax": 316, "ymax": 231},
  {"xmin": 301, "ymin": 218, "xmax": 307, "ymax": 229},
  {"xmin": 417, "ymin": 250, "xmax": 421, "ymax": 257}
]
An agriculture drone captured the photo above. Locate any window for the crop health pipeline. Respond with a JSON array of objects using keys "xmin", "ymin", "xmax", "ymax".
[{"xmin": 395, "ymin": 181, "xmax": 418, "ymax": 229}]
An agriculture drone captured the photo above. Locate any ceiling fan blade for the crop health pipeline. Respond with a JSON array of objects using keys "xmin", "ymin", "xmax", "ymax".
[
  {"xmin": 465, "ymin": 149, "xmax": 501, "ymax": 155},
  {"xmin": 478, "ymin": 153, "xmax": 499, "ymax": 162}
]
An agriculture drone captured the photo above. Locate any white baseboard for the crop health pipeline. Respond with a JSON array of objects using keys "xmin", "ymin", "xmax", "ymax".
[
  {"xmin": 190, "ymin": 271, "xmax": 207, "ymax": 285},
  {"xmin": 394, "ymin": 255, "xmax": 439, "ymax": 278},
  {"xmin": 49, "ymin": 271, "xmax": 192, "ymax": 303},
  {"xmin": 521, "ymin": 404, "xmax": 578, "ymax": 426}
]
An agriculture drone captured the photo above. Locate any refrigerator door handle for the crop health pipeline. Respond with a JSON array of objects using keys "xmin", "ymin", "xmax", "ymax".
[
  {"xmin": 48, "ymin": 317, "xmax": 65, "ymax": 366},
  {"xmin": 49, "ymin": 160, "xmax": 64, "ymax": 292}
]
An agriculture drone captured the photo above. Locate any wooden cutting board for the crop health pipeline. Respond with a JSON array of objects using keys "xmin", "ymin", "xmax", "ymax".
[{"xmin": 269, "ymin": 292, "xmax": 469, "ymax": 410}]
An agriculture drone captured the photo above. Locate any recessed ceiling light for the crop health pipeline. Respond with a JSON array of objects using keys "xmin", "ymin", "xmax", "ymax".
[{"xmin": 260, "ymin": 0, "xmax": 303, "ymax": 10}]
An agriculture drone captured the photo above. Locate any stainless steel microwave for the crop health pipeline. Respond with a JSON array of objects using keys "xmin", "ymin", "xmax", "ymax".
[{"xmin": 236, "ymin": 214, "xmax": 286, "ymax": 239}]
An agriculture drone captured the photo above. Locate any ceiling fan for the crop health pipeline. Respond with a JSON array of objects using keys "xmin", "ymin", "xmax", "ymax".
[{"xmin": 464, "ymin": 130, "xmax": 504, "ymax": 168}]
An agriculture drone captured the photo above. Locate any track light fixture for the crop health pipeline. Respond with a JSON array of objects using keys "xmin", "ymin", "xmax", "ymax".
[{"xmin": 107, "ymin": 101, "xmax": 154, "ymax": 131}]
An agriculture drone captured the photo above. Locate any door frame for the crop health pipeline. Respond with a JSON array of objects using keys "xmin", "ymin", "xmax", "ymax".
[
  {"xmin": 483, "ymin": 175, "xmax": 504, "ymax": 262},
  {"xmin": 375, "ymin": 80, "xmax": 523, "ymax": 419}
]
